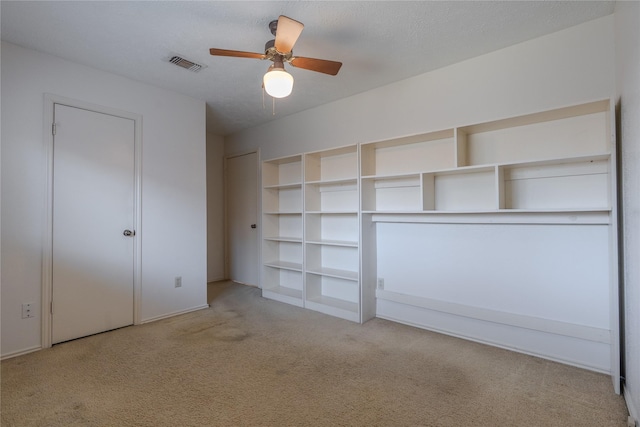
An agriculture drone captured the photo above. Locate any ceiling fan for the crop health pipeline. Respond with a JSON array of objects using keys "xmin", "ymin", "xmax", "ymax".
[{"xmin": 209, "ymin": 15, "xmax": 342, "ymax": 98}]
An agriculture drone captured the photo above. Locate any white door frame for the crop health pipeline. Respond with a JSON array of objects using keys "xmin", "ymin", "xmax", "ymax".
[
  {"xmin": 41, "ymin": 94, "xmax": 142, "ymax": 349},
  {"xmin": 223, "ymin": 149, "xmax": 260, "ymax": 285}
]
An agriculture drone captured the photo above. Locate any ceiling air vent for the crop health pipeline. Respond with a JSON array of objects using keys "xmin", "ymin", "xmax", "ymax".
[{"xmin": 168, "ymin": 54, "xmax": 205, "ymax": 73}]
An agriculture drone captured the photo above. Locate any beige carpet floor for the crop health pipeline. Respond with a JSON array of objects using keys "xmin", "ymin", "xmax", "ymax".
[{"xmin": 1, "ymin": 281, "xmax": 629, "ymax": 426}]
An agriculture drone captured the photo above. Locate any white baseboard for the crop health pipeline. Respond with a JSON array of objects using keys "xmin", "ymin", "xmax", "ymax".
[
  {"xmin": 377, "ymin": 289, "xmax": 609, "ymax": 343},
  {"xmin": 140, "ymin": 304, "xmax": 210, "ymax": 324},
  {"xmin": 376, "ymin": 292, "xmax": 611, "ymax": 373},
  {"xmin": 1, "ymin": 345, "xmax": 42, "ymax": 360},
  {"xmin": 625, "ymin": 386, "xmax": 639, "ymax": 427}
]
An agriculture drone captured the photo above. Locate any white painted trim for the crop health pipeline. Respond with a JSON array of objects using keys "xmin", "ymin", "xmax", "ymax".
[
  {"xmin": 41, "ymin": 94, "xmax": 143, "ymax": 349},
  {"xmin": 223, "ymin": 149, "xmax": 260, "ymax": 285},
  {"xmin": 376, "ymin": 289, "xmax": 610, "ymax": 344},
  {"xmin": 370, "ymin": 211, "xmax": 611, "ymax": 225},
  {"xmin": 1, "ymin": 346, "xmax": 42, "ymax": 361},
  {"xmin": 140, "ymin": 304, "xmax": 209, "ymax": 324},
  {"xmin": 377, "ymin": 298, "xmax": 610, "ymax": 373},
  {"xmin": 625, "ymin": 386, "xmax": 639, "ymax": 426},
  {"xmin": 42, "ymin": 97, "xmax": 55, "ymax": 349},
  {"xmin": 607, "ymin": 95, "xmax": 621, "ymax": 394}
]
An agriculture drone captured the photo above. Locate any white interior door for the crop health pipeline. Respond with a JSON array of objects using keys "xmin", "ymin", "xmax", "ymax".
[
  {"xmin": 52, "ymin": 104, "xmax": 135, "ymax": 344},
  {"xmin": 226, "ymin": 152, "xmax": 259, "ymax": 286}
]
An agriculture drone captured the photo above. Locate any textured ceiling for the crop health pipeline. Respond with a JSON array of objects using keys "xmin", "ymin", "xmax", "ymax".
[{"xmin": 1, "ymin": 1, "xmax": 615, "ymax": 136}]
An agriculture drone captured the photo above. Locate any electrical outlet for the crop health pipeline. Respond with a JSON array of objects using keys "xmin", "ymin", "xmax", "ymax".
[
  {"xmin": 22, "ymin": 303, "xmax": 35, "ymax": 319},
  {"xmin": 377, "ymin": 278, "xmax": 384, "ymax": 290},
  {"xmin": 175, "ymin": 276, "xmax": 182, "ymax": 288}
]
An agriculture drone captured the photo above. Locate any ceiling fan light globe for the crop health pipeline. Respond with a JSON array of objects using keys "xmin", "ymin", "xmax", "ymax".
[{"xmin": 263, "ymin": 68, "xmax": 294, "ymax": 98}]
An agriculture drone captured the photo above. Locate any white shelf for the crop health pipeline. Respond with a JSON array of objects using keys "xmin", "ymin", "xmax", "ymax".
[
  {"xmin": 305, "ymin": 177, "xmax": 358, "ymax": 186},
  {"xmin": 263, "ymin": 182, "xmax": 303, "ymax": 190},
  {"xmin": 369, "ymin": 209, "xmax": 612, "ymax": 225},
  {"xmin": 263, "ymin": 236, "xmax": 303, "ymax": 243},
  {"xmin": 263, "ymin": 211, "xmax": 303, "ymax": 215},
  {"xmin": 306, "ymin": 239, "xmax": 359, "ymax": 247},
  {"xmin": 365, "ymin": 208, "xmax": 612, "ymax": 215},
  {"xmin": 305, "ymin": 210, "xmax": 358, "ymax": 215},
  {"xmin": 263, "ymin": 260, "xmax": 303, "ymax": 271},
  {"xmin": 306, "ymin": 267, "xmax": 359, "ymax": 281}
]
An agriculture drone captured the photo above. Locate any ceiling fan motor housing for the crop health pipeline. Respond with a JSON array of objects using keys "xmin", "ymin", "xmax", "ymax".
[
  {"xmin": 264, "ymin": 39, "xmax": 292, "ymax": 63},
  {"xmin": 268, "ymin": 19, "xmax": 279, "ymax": 36},
  {"xmin": 265, "ymin": 39, "xmax": 276, "ymax": 52}
]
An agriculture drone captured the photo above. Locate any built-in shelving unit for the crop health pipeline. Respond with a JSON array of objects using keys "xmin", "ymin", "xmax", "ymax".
[
  {"xmin": 261, "ymin": 155, "xmax": 304, "ymax": 307},
  {"xmin": 261, "ymin": 99, "xmax": 618, "ymax": 381},
  {"xmin": 261, "ymin": 146, "xmax": 365, "ymax": 321},
  {"xmin": 303, "ymin": 146, "xmax": 361, "ymax": 322}
]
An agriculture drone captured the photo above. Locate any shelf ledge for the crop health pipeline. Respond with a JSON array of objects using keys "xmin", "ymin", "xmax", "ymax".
[
  {"xmin": 263, "ymin": 236, "xmax": 303, "ymax": 243},
  {"xmin": 367, "ymin": 210, "xmax": 611, "ymax": 225},
  {"xmin": 263, "ymin": 261, "xmax": 303, "ymax": 272},
  {"xmin": 306, "ymin": 239, "xmax": 358, "ymax": 247},
  {"xmin": 263, "ymin": 182, "xmax": 303, "ymax": 190},
  {"xmin": 307, "ymin": 268, "xmax": 359, "ymax": 281}
]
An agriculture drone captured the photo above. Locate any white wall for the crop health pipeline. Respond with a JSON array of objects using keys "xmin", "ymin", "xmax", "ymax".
[
  {"xmin": 615, "ymin": 1, "xmax": 640, "ymax": 422},
  {"xmin": 1, "ymin": 41, "xmax": 208, "ymax": 357},
  {"xmin": 225, "ymin": 16, "xmax": 617, "ymax": 373},
  {"xmin": 206, "ymin": 132, "xmax": 225, "ymax": 282}
]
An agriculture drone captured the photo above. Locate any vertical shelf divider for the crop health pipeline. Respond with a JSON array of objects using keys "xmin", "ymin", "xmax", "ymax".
[
  {"xmin": 455, "ymin": 127, "xmax": 468, "ymax": 167},
  {"xmin": 421, "ymin": 173, "xmax": 435, "ymax": 211},
  {"xmin": 496, "ymin": 165, "xmax": 505, "ymax": 210}
]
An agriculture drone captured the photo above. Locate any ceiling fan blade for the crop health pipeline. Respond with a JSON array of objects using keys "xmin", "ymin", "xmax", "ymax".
[
  {"xmin": 274, "ymin": 15, "xmax": 304, "ymax": 53},
  {"xmin": 209, "ymin": 48, "xmax": 265, "ymax": 60},
  {"xmin": 290, "ymin": 56, "xmax": 342, "ymax": 76}
]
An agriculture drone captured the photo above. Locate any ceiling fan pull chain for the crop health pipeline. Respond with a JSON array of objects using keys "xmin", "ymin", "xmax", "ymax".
[{"xmin": 272, "ymin": 97, "xmax": 276, "ymax": 115}]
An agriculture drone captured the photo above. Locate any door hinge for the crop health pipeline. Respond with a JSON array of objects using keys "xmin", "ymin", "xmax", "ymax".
[
  {"xmin": 50, "ymin": 301, "xmax": 54, "ymax": 315},
  {"xmin": 52, "ymin": 123, "xmax": 57, "ymax": 136}
]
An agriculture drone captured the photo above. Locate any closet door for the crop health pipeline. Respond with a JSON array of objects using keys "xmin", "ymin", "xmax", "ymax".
[
  {"xmin": 226, "ymin": 152, "xmax": 259, "ymax": 286},
  {"xmin": 52, "ymin": 104, "xmax": 135, "ymax": 344}
]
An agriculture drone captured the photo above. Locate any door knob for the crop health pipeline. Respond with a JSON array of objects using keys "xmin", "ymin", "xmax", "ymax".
[
  {"xmin": 123, "ymin": 229, "xmax": 135, "ymax": 236},
  {"xmin": 251, "ymin": 224, "xmax": 257, "ymax": 229}
]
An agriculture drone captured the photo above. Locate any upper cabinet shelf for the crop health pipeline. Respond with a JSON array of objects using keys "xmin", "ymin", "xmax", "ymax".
[
  {"xmin": 360, "ymin": 100, "xmax": 612, "ymax": 214},
  {"xmin": 456, "ymin": 100, "xmax": 611, "ymax": 167},
  {"xmin": 305, "ymin": 145, "xmax": 358, "ymax": 182},
  {"xmin": 361, "ymin": 129, "xmax": 455, "ymax": 177},
  {"xmin": 263, "ymin": 155, "xmax": 303, "ymax": 187}
]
